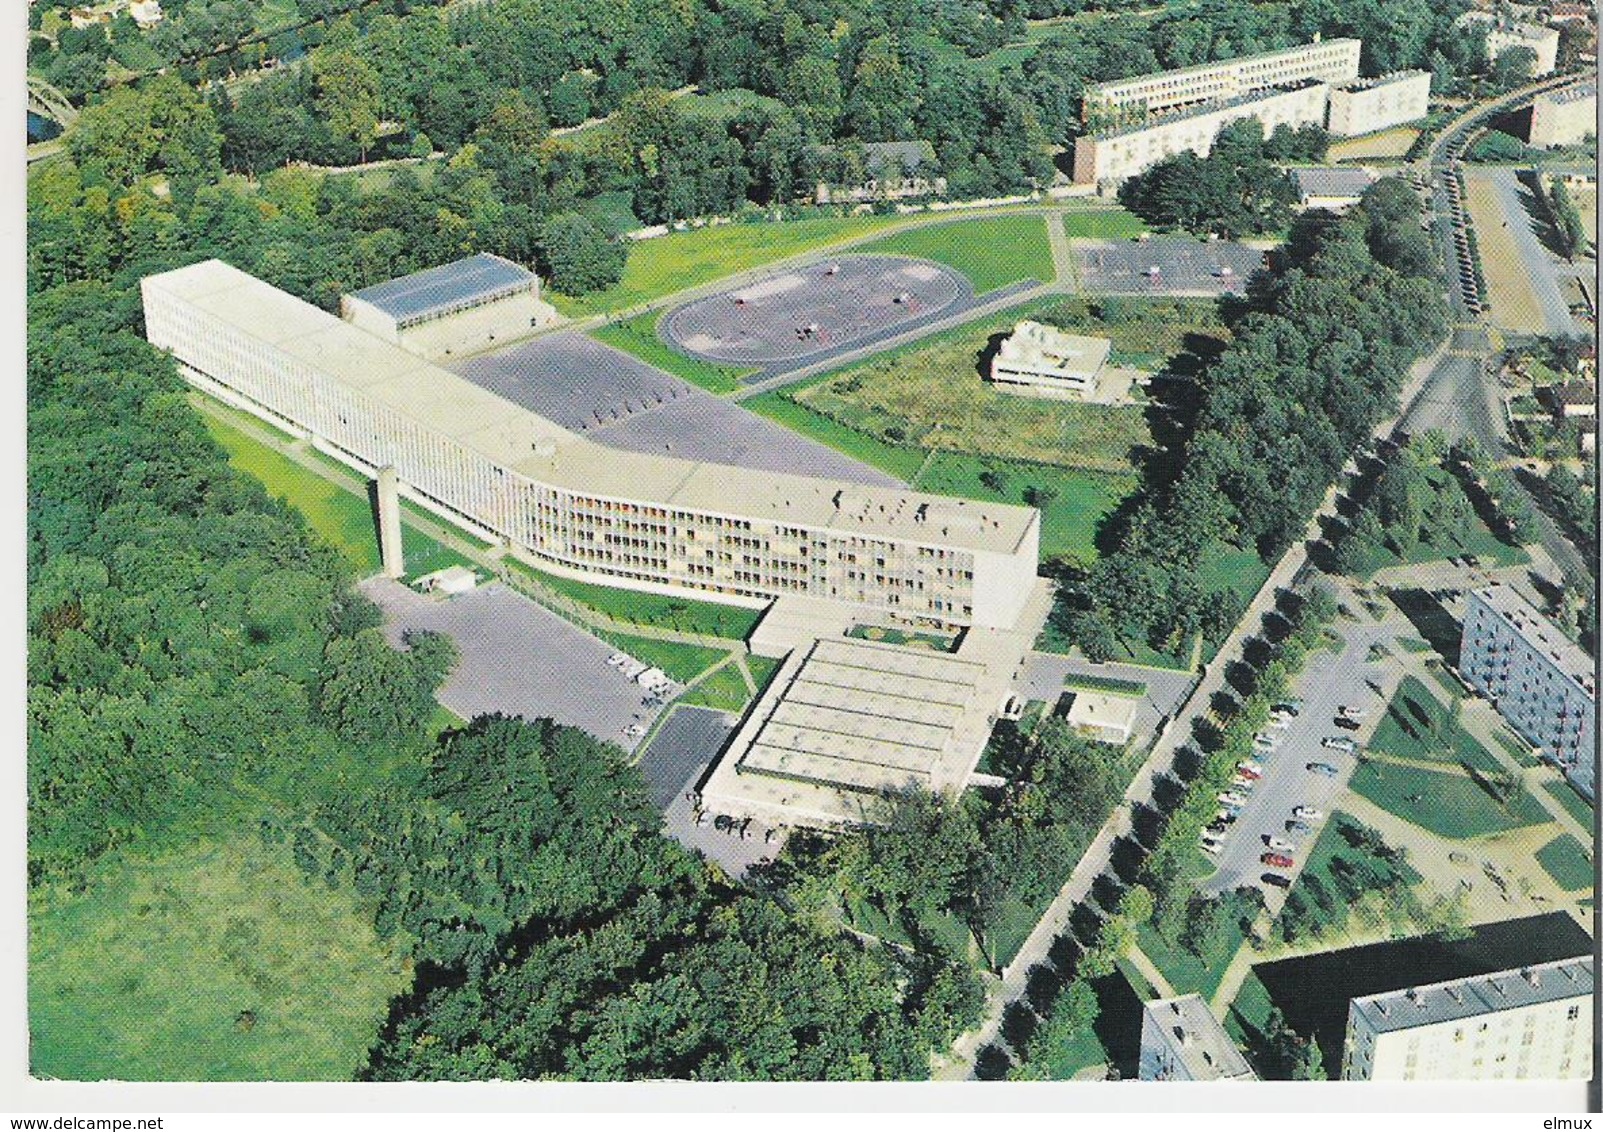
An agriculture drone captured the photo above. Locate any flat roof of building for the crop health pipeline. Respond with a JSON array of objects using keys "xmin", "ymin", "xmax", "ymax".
[
  {"xmin": 1334, "ymin": 69, "xmax": 1430, "ymax": 92},
  {"xmin": 145, "ymin": 260, "xmax": 1037, "ymax": 556},
  {"xmin": 1066, "ymin": 690, "xmax": 1140, "ymax": 735},
  {"xmin": 1089, "ymin": 80, "xmax": 1328, "ymax": 141},
  {"xmin": 1143, "ymin": 996, "xmax": 1257, "ymax": 1080},
  {"xmin": 1086, "ymin": 37, "xmax": 1360, "ymax": 98},
  {"xmin": 347, "ymin": 253, "xmax": 534, "ymax": 324},
  {"xmin": 1471, "ymin": 584, "xmax": 1595, "ymax": 697},
  {"xmin": 1292, "ymin": 166, "xmax": 1377, "ymax": 199},
  {"xmin": 996, "ymin": 321, "xmax": 1111, "ymax": 377},
  {"xmin": 1349, "ymin": 957, "xmax": 1593, "ymax": 1036}
]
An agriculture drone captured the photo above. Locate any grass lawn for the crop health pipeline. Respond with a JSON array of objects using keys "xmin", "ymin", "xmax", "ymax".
[
  {"xmin": 1196, "ymin": 544, "xmax": 1272, "ymax": 606},
  {"xmin": 854, "ymin": 214, "xmax": 1056, "ymax": 293},
  {"xmin": 1061, "ymin": 674, "xmax": 1147, "ymax": 697},
  {"xmin": 1223, "ymin": 968, "xmax": 1276, "ymax": 1069},
  {"xmin": 913, "ymin": 453, "xmax": 1134, "ymax": 565},
  {"xmin": 551, "ymin": 215, "xmax": 904, "ymax": 315},
  {"xmin": 1492, "ymin": 730, "xmax": 1541, "ymax": 768},
  {"xmin": 1353, "ymin": 469, "xmax": 1529, "ymax": 578},
  {"xmin": 590, "ymin": 312, "xmax": 755, "ymax": 394},
  {"xmin": 1135, "ymin": 919, "xmax": 1241, "ymax": 1001},
  {"xmin": 30, "ymin": 838, "xmax": 407, "ymax": 1081},
  {"xmin": 743, "ymin": 392, "xmax": 929, "ymax": 482},
  {"xmin": 1348, "ymin": 760, "xmax": 1552, "ymax": 840},
  {"xmin": 1367, "ymin": 676, "xmax": 1503, "ymax": 775},
  {"xmin": 203, "ymin": 412, "xmax": 469, "ymax": 583},
  {"xmin": 677, "ymin": 662, "xmax": 754, "ymax": 713},
  {"xmin": 1543, "ymin": 780, "xmax": 1594, "ymax": 828},
  {"xmin": 1534, "ymin": 834, "xmax": 1594, "ymax": 892},
  {"xmin": 792, "ymin": 309, "xmax": 1153, "ymax": 476},
  {"xmin": 506, "ymin": 560, "xmax": 764, "ymax": 641},
  {"xmin": 846, "ymin": 623, "xmax": 957, "ymax": 651}
]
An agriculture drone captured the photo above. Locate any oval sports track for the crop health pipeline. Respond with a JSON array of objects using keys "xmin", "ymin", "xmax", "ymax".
[{"xmin": 659, "ymin": 254, "xmax": 969, "ymax": 368}]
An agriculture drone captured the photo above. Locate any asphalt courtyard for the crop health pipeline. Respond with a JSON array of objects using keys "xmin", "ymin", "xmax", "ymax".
[
  {"xmin": 359, "ymin": 577, "xmax": 668, "ymax": 753},
  {"xmin": 1075, "ymin": 236, "xmax": 1263, "ymax": 296},
  {"xmin": 661, "ymin": 254, "xmax": 967, "ymax": 369},
  {"xmin": 451, "ymin": 331, "xmax": 899, "ymax": 485}
]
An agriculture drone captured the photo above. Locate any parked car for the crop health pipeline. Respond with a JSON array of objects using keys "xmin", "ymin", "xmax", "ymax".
[
  {"xmin": 1262, "ymin": 873, "xmax": 1293, "ymax": 889},
  {"xmin": 1238, "ymin": 760, "xmax": 1264, "ymax": 775},
  {"xmin": 1261, "ymin": 852, "xmax": 1294, "ymax": 869},
  {"xmin": 1322, "ymin": 736, "xmax": 1358, "ymax": 753},
  {"xmin": 1236, "ymin": 765, "xmax": 1263, "ymax": 780},
  {"xmin": 1286, "ymin": 819, "xmax": 1313, "ymax": 835},
  {"xmin": 1232, "ymin": 775, "xmax": 1257, "ymax": 789},
  {"xmin": 1267, "ymin": 715, "xmax": 1292, "ymax": 730},
  {"xmin": 1339, "ymin": 705, "xmax": 1370, "ymax": 719},
  {"xmin": 1265, "ymin": 836, "xmax": 1296, "ymax": 853},
  {"xmin": 1334, "ymin": 716, "xmax": 1362, "ymax": 731},
  {"xmin": 623, "ymin": 723, "xmax": 647, "ymax": 737},
  {"xmin": 1207, "ymin": 820, "xmax": 1232, "ymax": 835},
  {"xmin": 1216, "ymin": 808, "xmax": 1241, "ymax": 823},
  {"xmin": 1307, "ymin": 762, "xmax": 1338, "ymax": 778},
  {"xmin": 1293, "ymin": 805, "xmax": 1323, "ymax": 820},
  {"xmin": 1201, "ymin": 838, "xmax": 1224, "ymax": 855},
  {"xmin": 1272, "ymin": 701, "xmax": 1303, "ymax": 717},
  {"xmin": 1218, "ymin": 791, "xmax": 1249, "ymax": 807},
  {"xmin": 1254, "ymin": 733, "xmax": 1280, "ymax": 749}
]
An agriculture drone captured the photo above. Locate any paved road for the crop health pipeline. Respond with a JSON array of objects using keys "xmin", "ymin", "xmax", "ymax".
[{"xmin": 1018, "ymin": 652, "xmax": 1197, "ymax": 740}]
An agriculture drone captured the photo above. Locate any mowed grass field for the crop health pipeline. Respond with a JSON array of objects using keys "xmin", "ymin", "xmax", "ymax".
[
  {"xmin": 1534, "ymin": 834, "xmax": 1594, "ymax": 892},
  {"xmin": 202, "ymin": 410, "xmax": 472, "ymax": 582},
  {"xmin": 1348, "ymin": 759, "xmax": 1552, "ymax": 840},
  {"xmin": 590, "ymin": 312, "xmax": 756, "ymax": 395},
  {"xmin": 31, "ymin": 839, "xmax": 407, "ymax": 1081},
  {"xmin": 550, "ymin": 215, "xmax": 905, "ymax": 315},
  {"xmin": 1327, "ymin": 126, "xmax": 1421, "ymax": 162},
  {"xmin": 854, "ymin": 214, "xmax": 1056, "ymax": 293}
]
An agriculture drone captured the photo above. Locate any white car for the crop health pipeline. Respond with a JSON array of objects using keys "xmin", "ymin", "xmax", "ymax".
[
  {"xmin": 1322, "ymin": 736, "xmax": 1358, "ymax": 753},
  {"xmin": 622, "ymin": 723, "xmax": 646, "ymax": 737},
  {"xmin": 1200, "ymin": 840, "xmax": 1224, "ymax": 855},
  {"xmin": 1293, "ymin": 805, "xmax": 1324, "ymax": 821},
  {"xmin": 607, "ymin": 654, "xmax": 628, "ymax": 668},
  {"xmin": 1267, "ymin": 715, "xmax": 1292, "ymax": 730},
  {"xmin": 1338, "ymin": 705, "xmax": 1370, "ymax": 719},
  {"xmin": 1266, "ymin": 836, "xmax": 1296, "ymax": 853},
  {"xmin": 1231, "ymin": 775, "xmax": 1256, "ymax": 789},
  {"xmin": 1218, "ymin": 791, "xmax": 1250, "ymax": 807}
]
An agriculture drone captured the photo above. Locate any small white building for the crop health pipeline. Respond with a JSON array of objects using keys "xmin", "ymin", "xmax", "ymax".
[
  {"xmin": 1140, "ymin": 996, "xmax": 1258, "ymax": 1081},
  {"xmin": 414, "ymin": 565, "xmax": 477, "ymax": 595},
  {"xmin": 989, "ymin": 321, "xmax": 1112, "ymax": 400},
  {"xmin": 1342, "ymin": 958, "xmax": 1593, "ymax": 1080},
  {"xmin": 1065, "ymin": 691, "xmax": 1139, "ymax": 745},
  {"xmin": 1291, "ymin": 166, "xmax": 1377, "ymax": 211},
  {"xmin": 341, "ymin": 253, "xmax": 561, "ymax": 362},
  {"xmin": 128, "ymin": 0, "xmax": 163, "ymax": 28}
]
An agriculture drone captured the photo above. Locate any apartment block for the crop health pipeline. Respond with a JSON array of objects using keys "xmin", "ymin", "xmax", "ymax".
[
  {"xmin": 1459, "ymin": 584, "xmax": 1595, "ymax": 796},
  {"xmin": 1528, "ymin": 82, "xmax": 1597, "ymax": 147},
  {"xmin": 1081, "ymin": 37, "xmax": 1360, "ymax": 123},
  {"xmin": 1327, "ymin": 70, "xmax": 1432, "ymax": 136},
  {"xmin": 142, "ymin": 260, "xmax": 1041, "ymax": 631},
  {"xmin": 1342, "ymin": 958, "xmax": 1593, "ymax": 1080},
  {"xmin": 1461, "ymin": 13, "xmax": 1562, "ymax": 77},
  {"xmin": 1073, "ymin": 81, "xmax": 1330, "ymax": 185},
  {"xmin": 1139, "ymin": 996, "xmax": 1258, "ymax": 1081}
]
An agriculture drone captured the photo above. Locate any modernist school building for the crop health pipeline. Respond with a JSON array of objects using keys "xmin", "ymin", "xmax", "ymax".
[{"xmin": 142, "ymin": 260, "xmax": 1041, "ymax": 631}]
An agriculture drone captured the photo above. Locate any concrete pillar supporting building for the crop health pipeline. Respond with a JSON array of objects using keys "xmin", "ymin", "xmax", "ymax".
[{"xmin": 377, "ymin": 465, "xmax": 404, "ymax": 579}]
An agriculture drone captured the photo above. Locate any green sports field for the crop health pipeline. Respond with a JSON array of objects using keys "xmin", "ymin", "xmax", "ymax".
[{"xmin": 854, "ymin": 214, "xmax": 1057, "ymax": 293}]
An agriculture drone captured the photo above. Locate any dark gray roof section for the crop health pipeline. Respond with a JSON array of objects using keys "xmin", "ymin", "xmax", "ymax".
[
  {"xmin": 1545, "ymin": 81, "xmax": 1597, "ymax": 105},
  {"xmin": 349, "ymin": 253, "xmax": 535, "ymax": 328},
  {"xmin": 1349, "ymin": 956, "xmax": 1593, "ymax": 1036},
  {"xmin": 1292, "ymin": 166, "xmax": 1377, "ymax": 199},
  {"xmin": 818, "ymin": 140, "xmax": 938, "ymax": 174}
]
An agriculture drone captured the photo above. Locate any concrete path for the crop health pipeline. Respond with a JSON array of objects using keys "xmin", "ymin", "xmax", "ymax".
[{"xmin": 1126, "ymin": 944, "xmax": 1178, "ymax": 1000}]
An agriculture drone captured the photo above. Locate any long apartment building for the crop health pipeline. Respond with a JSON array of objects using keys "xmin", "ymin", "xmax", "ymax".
[
  {"xmin": 1459, "ymin": 583, "xmax": 1595, "ymax": 795},
  {"xmin": 1341, "ymin": 957, "xmax": 1593, "ymax": 1081},
  {"xmin": 1073, "ymin": 80, "xmax": 1332, "ymax": 185},
  {"xmin": 1326, "ymin": 70, "xmax": 1431, "ymax": 136},
  {"xmin": 1081, "ymin": 36, "xmax": 1361, "ymax": 124},
  {"xmin": 141, "ymin": 260, "xmax": 1041, "ymax": 630}
]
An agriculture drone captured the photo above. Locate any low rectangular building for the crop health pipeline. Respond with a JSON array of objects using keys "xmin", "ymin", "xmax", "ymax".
[
  {"xmin": 1459, "ymin": 584, "xmax": 1595, "ymax": 794},
  {"xmin": 1342, "ymin": 957, "xmax": 1593, "ymax": 1080},
  {"xmin": 143, "ymin": 260, "xmax": 1041, "ymax": 632},
  {"xmin": 1528, "ymin": 82, "xmax": 1597, "ymax": 147},
  {"xmin": 341, "ymin": 253, "xmax": 561, "ymax": 361},
  {"xmin": 1291, "ymin": 166, "xmax": 1377, "ymax": 211},
  {"xmin": 989, "ymin": 321, "xmax": 1111, "ymax": 400},
  {"xmin": 1082, "ymin": 37, "xmax": 1360, "ymax": 123},
  {"xmin": 1074, "ymin": 81, "xmax": 1330, "ymax": 186},
  {"xmin": 1139, "ymin": 996, "xmax": 1258, "ymax": 1081},
  {"xmin": 1326, "ymin": 70, "xmax": 1431, "ymax": 136}
]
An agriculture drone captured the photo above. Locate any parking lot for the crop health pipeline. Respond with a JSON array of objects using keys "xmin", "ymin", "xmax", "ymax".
[
  {"xmin": 451, "ymin": 331, "xmax": 899, "ymax": 485},
  {"xmin": 1075, "ymin": 237, "xmax": 1264, "ymax": 296},
  {"xmin": 661, "ymin": 255, "xmax": 967, "ymax": 369},
  {"xmin": 1198, "ymin": 596, "xmax": 1410, "ymax": 908},
  {"xmin": 359, "ymin": 577, "xmax": 671, "ymax": 753}
]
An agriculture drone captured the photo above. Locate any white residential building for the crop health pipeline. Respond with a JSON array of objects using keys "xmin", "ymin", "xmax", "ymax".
[
  {"xmin": 1074, "ymin": 81, "xmax": 1331, "ymax": 185},
  {"xmin": 1326, "ymin": 70, "xmax": 1432, "ymax": 136},
  {"xmin": 1460, "ymin": 14, "xmax": 1562, "ymax": 78},
  {"xmin": 1082, "ymin": 37, "xmax": 1361, "ymax": 123},
  {"xmin": 1341, "ymin": 958, "xmax": 1593, "ymax": 1080},
  {"xmin": 1139, "ymin": 996, "xmax": 1258, "ymax": 1081},
  {"xmin": 142, "ymin": 260, "xmax": 1041, "ymax": 632},
  {"xmin": 989, "ymin": 321, "xmax": 1111, "ymax": 399},
  {"xmin": 1459, "ymin": 583, "xmax": 1595, "ymax": 797},
  {"xmin": 1528, "ymin": 82, "xmax": 1597, "ymax": 147}
]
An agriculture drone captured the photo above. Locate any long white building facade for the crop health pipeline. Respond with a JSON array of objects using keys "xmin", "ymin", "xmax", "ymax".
[
  {"xmin": 142, "ymin": 260, "xmax": 1041, "ymax": 630},
  {"xmin": 1326, "ymin": 70, "xmax": 1432, "ymax": 136}
]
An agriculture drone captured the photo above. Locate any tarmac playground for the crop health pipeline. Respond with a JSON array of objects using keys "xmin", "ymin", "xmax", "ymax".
[
  {"xmin": 660, "ymin": 254, "xmax": 969, "ymax": 368},
  {"xmin": 1076, "ymin": 236, "xmax": 1264, "ymax": 295}
]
